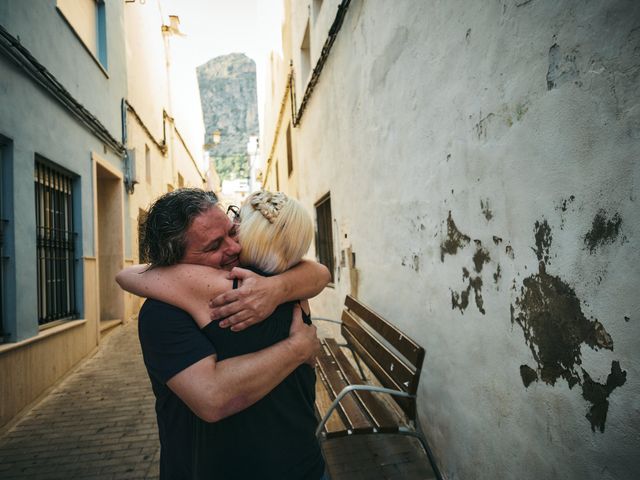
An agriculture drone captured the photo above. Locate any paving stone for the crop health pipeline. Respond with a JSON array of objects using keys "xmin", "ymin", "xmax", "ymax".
[{"xmin": 0, "ymin": 321, "xmax": 160, "ymax": 479}]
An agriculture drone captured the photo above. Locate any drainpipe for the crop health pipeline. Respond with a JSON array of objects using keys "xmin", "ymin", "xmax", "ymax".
[{"xmin": 121, "ymin": 98, "xmax": 137, "ymax": 194}]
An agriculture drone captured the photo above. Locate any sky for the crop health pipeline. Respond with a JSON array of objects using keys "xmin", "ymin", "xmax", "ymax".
[
  {"xmin": 161, "ymin": 0, "xmax": 284, "ymax": 135},
  {"xmin": 163, "ymin": 0, "xmax": 262, "ymax": 67}
]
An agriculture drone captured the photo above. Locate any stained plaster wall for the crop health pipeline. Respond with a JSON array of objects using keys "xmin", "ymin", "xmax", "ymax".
[{"xmin": 262, "ymin": 1, "xmax": 640, "ymax": 478}]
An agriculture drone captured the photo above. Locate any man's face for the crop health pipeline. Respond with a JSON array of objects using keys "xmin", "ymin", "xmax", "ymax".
[{"xmin": 181, "ymin": 206, "xmax": 241, "ymax": 270}]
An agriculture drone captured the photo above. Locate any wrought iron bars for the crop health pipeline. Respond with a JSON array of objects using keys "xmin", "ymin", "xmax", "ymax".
[{"xmin": 34, "ymin": 160, "xmax": 77, "ymax": 325}]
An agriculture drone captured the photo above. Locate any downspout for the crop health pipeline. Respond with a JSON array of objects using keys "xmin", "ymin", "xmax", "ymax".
[{"xmin": 122, "ymin": 98, "xmax": 137, "ymax": 194}]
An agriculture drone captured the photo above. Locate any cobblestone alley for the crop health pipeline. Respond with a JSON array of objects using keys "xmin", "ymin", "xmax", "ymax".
[{"xmin": 0, "ymin": 320, "xmax": 434, "ymax": 479}]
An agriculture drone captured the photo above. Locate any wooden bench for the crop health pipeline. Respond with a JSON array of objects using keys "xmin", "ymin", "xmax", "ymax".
[{"xmin": 313, "ymin": 295, "xmax": 442, "ymax": 479}]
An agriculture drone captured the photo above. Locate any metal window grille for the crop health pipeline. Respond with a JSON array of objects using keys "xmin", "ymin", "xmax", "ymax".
[
  {"xmin": 315, "ymin": 193, "xmax": 335, "ymax": 283},
  {"xmin": 35, "ymin": 160, "xmax": 77, "ymax": 325}
]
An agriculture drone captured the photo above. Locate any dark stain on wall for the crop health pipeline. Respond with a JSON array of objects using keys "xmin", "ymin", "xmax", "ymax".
[
  {"xmin": 473, "ymin": 241, "xmax": 491, "ymax": 273},
  {"xmin": 520, "ymin": 365, "xmax": 538, "ymax": 387},
  {"xmin": 624, "ymin": 316, "xmax": 630, "ymax": 322},
  {"xmin": 559, "ymin": 195, "xmax": 576, "ymax": 212},
  {"xmin": 512, "ymin": 264, "xmax": 614, "ymax": 387},
  {"xmin": 451, "ymin": 287, "xmax": 469, "ymax": 312},
  {"xmin": 441, "ymin": 211, "xmax": 471, "ymax": 261},
  {"xmin": 506, "ymin": 244, "xmax": 515, "ymax": 259},
  {"xmin": 512, "ymin": 219, "xmax": 625, "ymax": 432},
  {"xmin": 493, "ymin": 236, "xmax": 503, "ymax": 245},
  {"xmin": 533, "ymin": 219, "xmax": 552, "ymax": 263},
  {"xmin": 584, "ymin": 210, "xmax": 623, "ymax": 253},
  {"xmin": 481, "ymin": 199, "xmax": 493, "ymax": 221},
  {"xmin": 493, "ymin": 264, "xmax": 502, "ymax": 285},
  {"xmin": 581, "ymin": 361, "xmax": 627, "ymax": 432},
  {"xmin": 451, "ymin": 267, "xmax": 485, "ymax": 315}
]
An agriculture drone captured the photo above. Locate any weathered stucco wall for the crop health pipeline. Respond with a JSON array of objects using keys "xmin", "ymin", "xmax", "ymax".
[{"xmin": 263, "ymin": 0, "xmax": 640, "ymax": 478}]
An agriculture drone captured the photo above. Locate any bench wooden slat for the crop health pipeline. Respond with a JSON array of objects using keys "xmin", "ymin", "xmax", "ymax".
[
  {"xmin": 341, "ymin": 310, "xmax": 416, "ymax": 393},
  {"xmin": 341, "ymin": 326, "xmax": 415, "ymax": 418},
  {"xmin": 315, "ymin": 368, "xmax": 347, "ymax": 437},
  {"xmin": 316, "ymin": 350, "xmax": 374, "ymax": 434},
  {"xmin": 324, "ymin": 338, "xmax": 399, "ymax": 433},
  {"xmin": 345, "ymin": 295, "xmax": 425, "ymax": 369}
]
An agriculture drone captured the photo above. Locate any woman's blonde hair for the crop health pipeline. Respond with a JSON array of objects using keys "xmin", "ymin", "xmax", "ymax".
[{"xmin": 238, "ymin": 191, "xmax": 313, "ymax": 274}]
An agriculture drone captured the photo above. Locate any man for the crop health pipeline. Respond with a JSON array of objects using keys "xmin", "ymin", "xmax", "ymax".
[{"xmin": 118, "ymin": 188, "xmax": 329, "ymax": 479}]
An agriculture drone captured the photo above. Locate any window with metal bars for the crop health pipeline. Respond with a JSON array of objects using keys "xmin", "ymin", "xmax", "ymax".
[
  {"xmin": 315, "ymin": 193, "xmax": 334, "ymax": 283},
  {"xmin": 34, "ymin": 159, "xmax": 77, "ymax": 326}
]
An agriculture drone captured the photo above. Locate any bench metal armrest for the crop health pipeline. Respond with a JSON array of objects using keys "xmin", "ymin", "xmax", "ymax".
[
  {"xmin": 315, "ymin": 384, "xmax": 414, "ymax": 437},
  {"xmin": 310, "ymin": 316, "xmax": 343, "ymax": 325}
]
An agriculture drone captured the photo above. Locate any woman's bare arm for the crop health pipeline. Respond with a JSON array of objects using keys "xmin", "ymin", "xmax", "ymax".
[
  {"xmin": 209, "ymin": 260, "xmax": 331, "ymax": 331},
  {"xmin": 116, "ymin": 264, "xmax": 231, "ymax": 327}
]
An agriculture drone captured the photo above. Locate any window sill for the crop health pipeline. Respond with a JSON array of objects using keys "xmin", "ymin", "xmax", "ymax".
[{"xmin": 0, "ymin": 319, "xmax": 87, "ymax": 355}]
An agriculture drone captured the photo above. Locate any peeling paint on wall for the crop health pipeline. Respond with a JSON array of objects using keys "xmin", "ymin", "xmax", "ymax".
[
  {"xmin": 520, "ymin": 364, "xmax": 538, "ymax": 387},
  {"xmin": 505, "ymin": 244, "xmax": 515, "ymax": 259},
  {"xmin": 584, "ymin": 210, "xmax": 623, "ymax": 253},
  {"xmin": 511, "ymin": 219, "xmax": 626, "ymax": 432},
  {"xmin": 556, "ymin": 195, "xmax": 576, "ymax": 229},
  {"xmin": 581, "ymin": 361, "xmax": 627, "ymax": 432},
  {"xmin": 441, "ymin": 211, "xmax": 471, "ymax": 261},
  {"xmin": 473, "ymin": 240, "xmax": 491, "ymax": 273},
  {"xmin": 533, "ymin": 219, "xmax": 552, "ymax": 263},
  {"xmin": 481, "ymin": 199, "xmax": 493, "ymax": 221},
  {"xmin": 451, "ymin": 267, "xmax": 485, "ymax": 315},
  {"xmin": 547, "ymin": 43, "xmax": 580, "ymax": 90}
]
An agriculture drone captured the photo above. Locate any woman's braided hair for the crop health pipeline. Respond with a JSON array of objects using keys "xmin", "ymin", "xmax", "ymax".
[
  {"xmin": 238, "ymin": 190, "xmax": 312, "ymax": 274},
  {"xmin": 249, "ymin": 190, "xmax": 289, "ymax": 223}
]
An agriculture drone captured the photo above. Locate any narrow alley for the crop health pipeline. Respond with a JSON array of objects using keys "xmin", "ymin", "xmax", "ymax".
[{"xmin": 0, "ymin": 320, "xmax": 435, "ymax": 480}]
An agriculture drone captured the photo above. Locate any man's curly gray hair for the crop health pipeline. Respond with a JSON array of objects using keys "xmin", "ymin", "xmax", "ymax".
[{"xmin": 140, "ymin": 188, "xmax": 219, "ymax": 267}]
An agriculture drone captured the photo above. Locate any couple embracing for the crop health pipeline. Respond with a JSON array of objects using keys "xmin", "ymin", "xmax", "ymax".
[{"xmin": 117, "ymin": 188, "xmax": 331, "ymax": 480}]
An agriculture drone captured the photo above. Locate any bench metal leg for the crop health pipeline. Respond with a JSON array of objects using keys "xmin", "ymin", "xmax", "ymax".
[
  {"xmin": 316, "ymin": 385, "xmax": 414, "ymax": 437},
  {"xmin": 398, "ymin": 427, "xmax": 443, "ymax": 480}
]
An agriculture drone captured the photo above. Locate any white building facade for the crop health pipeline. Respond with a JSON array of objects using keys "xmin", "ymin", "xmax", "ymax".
[{"xmin": 260, "ymin": 1, "xmax": 640, "ymax": 478}]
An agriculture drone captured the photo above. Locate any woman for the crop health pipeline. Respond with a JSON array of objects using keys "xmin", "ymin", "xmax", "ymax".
[{"xmin": 117, "ymin": 190, "xmax": 326, "ymax": 480}]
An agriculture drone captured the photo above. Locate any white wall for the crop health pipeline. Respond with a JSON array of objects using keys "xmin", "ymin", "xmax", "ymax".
[{"xmin": 262, "ymin": 1, "xmax": 640, "ymax": 478}]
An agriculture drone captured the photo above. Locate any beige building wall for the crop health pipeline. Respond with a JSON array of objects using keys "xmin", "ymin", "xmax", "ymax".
[
  {"xmin": 261, "ymin": 1, "xmax": 640, "ymax": 479},
  {"xmin": 0, "ymin": 0, "xmax": 212, "ymax": 429},
  {"xmin": 0, "ymin": 0, "xmax": 128, "ymax": 429},
  {"xmin": 123, "ymin": 0, "xmax": 208, "ymax": 318}
]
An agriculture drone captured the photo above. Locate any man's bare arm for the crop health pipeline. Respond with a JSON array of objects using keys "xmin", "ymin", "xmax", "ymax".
[
  {"xmin": 209, "ymin": 260, "xmax": 331, "ymax": 331},
  {"xmin": 168, "ymin": 305, "xmax": 320, "ymax": 422}
]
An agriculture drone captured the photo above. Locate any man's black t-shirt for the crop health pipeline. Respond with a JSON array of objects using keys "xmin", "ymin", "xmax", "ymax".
[
  {"xmin": 198, "ymin": 301, "xmax": 324, "ymax": 480},
  {"xmin": 138, "ymin": 299, "xmax": 216, "ymax": 480},
  {"xmin": 139, "ymin": 297, "xmax": 325, "ymax": 480}
]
